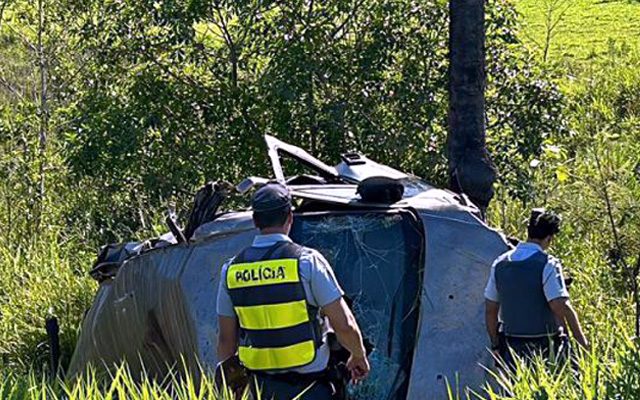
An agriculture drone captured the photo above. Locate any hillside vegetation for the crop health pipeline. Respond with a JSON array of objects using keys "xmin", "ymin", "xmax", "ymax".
[
  {"xmin": 516, "ymin": 0, "xmax": 640, "ymax": 63},
  {"xmin": 484, "ymin": 1, "xmax": 640, "ymax": 398},
  {"xmin": 0, "ymin": 0, "xmax": 639, "ymax": 399}
]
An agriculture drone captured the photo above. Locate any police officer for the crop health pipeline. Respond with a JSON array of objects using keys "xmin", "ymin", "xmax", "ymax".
[
  {"xmin": 216, "ymin": 182, "xmax": 370, "ymax": 399},
  {"xmin": 484, "ymin": 209, "xmax": 590, "ymax": 368}
]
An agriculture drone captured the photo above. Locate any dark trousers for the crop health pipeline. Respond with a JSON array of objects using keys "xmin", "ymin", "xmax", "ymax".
[
  {"xmin": 500, "ymin": 334, "xmax": 570, "ymax": 371},
  {"xmin": 250, "ymin": 372, "xmax": 334, "ymax": 400}
]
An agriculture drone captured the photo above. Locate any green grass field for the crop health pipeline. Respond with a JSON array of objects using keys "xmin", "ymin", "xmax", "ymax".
[{"xmin": 516, "ymin": 0, "xmax": 640, "ymax": 63}]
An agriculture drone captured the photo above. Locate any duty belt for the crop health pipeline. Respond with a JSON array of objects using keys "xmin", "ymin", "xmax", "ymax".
[{"xmin": 251, "ymin": 369, "xmax": 330, "ymax": 385}]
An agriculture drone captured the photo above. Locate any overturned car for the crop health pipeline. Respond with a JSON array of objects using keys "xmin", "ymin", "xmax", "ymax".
[{"xmin": 68, "ymin": 135, "xmax": 509, "ymax": 399}]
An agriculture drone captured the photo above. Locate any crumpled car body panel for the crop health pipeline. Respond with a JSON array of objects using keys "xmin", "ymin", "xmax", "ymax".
[{"xmin": 69, "ymin": 204, "xmax": 507, "ymax": 399}]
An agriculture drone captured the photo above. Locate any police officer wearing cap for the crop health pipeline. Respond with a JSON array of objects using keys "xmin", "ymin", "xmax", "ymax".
[
  {"xmin": 216, "ymin": 182, "xmax": 370, "ymax": 399},
  {"xmin": 484, "ymin": 209, "xmax": 590, "ymax": 368}
]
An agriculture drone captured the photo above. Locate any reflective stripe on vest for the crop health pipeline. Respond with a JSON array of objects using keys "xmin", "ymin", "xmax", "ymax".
[
  {"xmin": 234, "ymin": 300, "xmax": 309, "ymax": 330},
  {"xmin": 238, "ymin": 340, "xmax": 316, "ymax": 371},
  {"xmin": 227, "ymin": 242, "xmax": 319, "ymax": 371}
]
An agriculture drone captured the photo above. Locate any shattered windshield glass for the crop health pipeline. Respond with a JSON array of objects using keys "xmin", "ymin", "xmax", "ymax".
[
  {"xmin": 400, "ymin": 177, "xmax": 433, "ymax": 198},
  {"xmin": 291, "ymin": 211, "xmax": 424, "ymax": 400}
]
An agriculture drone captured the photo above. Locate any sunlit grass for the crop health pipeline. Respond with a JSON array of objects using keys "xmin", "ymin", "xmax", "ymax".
[
  {"xmin": 516, "ymin": 0, "xmax": 640, "ymax": 64},
  {"xmin": 0, "ymin": 228, "xmax": 96, "ymax": 373},
  {"xmin": 480, "ymin": 336, "xmax": 639, "ymax": 399},
  {"xmin": 445, "ymin": 334, "xmax": 639, "ymax": 399},
  {"xmin": 0, "ymin": 365, "xmax": 251, "ymax": 400}
]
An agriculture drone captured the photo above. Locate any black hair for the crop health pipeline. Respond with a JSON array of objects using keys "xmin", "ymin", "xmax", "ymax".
[
  {"xmin": 253, "ymin": 206, "xmax": 291, "ymax": 229},
  {"xmin": 527, "ymin": 210, "xmax": 562, "ymax": 240}
]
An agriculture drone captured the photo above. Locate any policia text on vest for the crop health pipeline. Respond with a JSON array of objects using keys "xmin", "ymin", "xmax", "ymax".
[{"xmin": 231, "ymin": 261, "xmax": 290, "ymax": 285}]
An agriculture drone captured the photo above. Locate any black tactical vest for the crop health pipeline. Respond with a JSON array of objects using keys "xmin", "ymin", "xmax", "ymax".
[{"xmin": 495, "ymin": 252, "xmax": 560, "ymax": 337}]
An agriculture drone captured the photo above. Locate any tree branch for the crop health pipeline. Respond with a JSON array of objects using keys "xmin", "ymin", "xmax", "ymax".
[
  {"xmin": 593, "ymin": 145, "xmax": 639, "ymax": 335},
  {"xmin": 37, "ymin": 0, "xmax": 49, "ymax": 214},
  {"xmin": 0, "ymin": 75, "xmax": 24, "ymax": 100},
  {"xmin": 3, "ymin": 20, "xmax": 38, "ymax": 53},
  {"xmin": 331, "ymin": 0, "xmax": 366, "ymax": 41},
  {"xmin": 212, "ymin": 0, "xmax": 238, "ymax": 87},
  {"xmin": 594, "ymin": 149, "xmax": 625, "ymax": 263}
]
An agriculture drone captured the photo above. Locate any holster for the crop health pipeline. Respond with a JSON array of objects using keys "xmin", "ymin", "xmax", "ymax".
[
  {"xmin": 214, "ymin": 355, "xmax": 249, "ymax": 397},
  {"xmin": 326, "ymin": 362, "xmax": 350, "ymax": 400},
  {"xmin": 326, "ymin": 330, "xmax": 375, "ymax": 400},
  {"xmin": 497, "ymin": 329, "xmax": 508, "ymax": 360}
]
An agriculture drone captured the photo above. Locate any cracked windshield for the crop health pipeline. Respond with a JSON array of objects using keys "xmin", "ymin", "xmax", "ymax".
[{"xmin": 292, "ymin": 211, "xmax": 424, "ymax": 400}]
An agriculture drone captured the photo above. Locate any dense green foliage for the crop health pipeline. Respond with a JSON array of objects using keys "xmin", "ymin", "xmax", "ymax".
[
  {"xmin": 2, "ymin": 0, "xmax": 564, "ymax": 238},
  {"xmin": 1, "ymin": 0, "xmax": 639, "ymax": 398},
  {"xmin": 479, "ymin": 336, "xmax": 640, "ymax": 399}
]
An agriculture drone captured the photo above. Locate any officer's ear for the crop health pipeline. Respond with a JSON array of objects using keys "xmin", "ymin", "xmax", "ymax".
[{"xmin": 286, "ymin": 209, "xmax": 294, "ymax": 226}]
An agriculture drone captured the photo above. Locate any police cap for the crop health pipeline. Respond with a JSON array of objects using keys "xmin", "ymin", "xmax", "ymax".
[{"xmin": 251, "ymin": 182, "xmax": 292, "ymax": 212}]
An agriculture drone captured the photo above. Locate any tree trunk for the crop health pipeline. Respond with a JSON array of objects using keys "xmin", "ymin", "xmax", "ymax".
[
  {"xmin": 37, "ymin": 0, "xmax": 49, "ymax": 228},
  {"xmin": 447, "ymin": 0, "xmax": 496, "ymax": 214}
]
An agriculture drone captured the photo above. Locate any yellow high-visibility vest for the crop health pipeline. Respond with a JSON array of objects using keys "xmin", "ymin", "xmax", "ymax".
[{"xmin": 226, "ymin": 241, "xmax": 320, "ymax": 371}]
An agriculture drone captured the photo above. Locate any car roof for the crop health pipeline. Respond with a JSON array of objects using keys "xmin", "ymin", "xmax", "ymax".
[
  {"xmin": 289, "ymin": 184, "xmax": 477, "ymax": 212},
  {"xmin": 192, "ymin": 135, "xmax": 482, "ymax": 240}
]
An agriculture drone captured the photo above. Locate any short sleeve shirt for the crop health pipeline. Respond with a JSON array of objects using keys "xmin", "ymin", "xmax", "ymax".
[
  {"xmin": 484, "ymin": 242, "xmax": 569, "ymax": 303},
  {"xmin": 216, "ymin": 233, "xmax": 344, "ymax": 373}
]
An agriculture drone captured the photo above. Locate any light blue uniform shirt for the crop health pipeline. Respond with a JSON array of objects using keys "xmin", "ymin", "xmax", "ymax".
[
  {"xmin": 484, "ymin": 242, "xmax": 570, "ymax": 303},
  {"xmin": 217, "ymin": 233, "xmax": 344, "ymax": 374}
]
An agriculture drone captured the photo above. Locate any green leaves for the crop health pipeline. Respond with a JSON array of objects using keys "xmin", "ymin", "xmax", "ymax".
[{"xmin": 1, "ymin": 0, "xmax": 573, "ymax": 238}]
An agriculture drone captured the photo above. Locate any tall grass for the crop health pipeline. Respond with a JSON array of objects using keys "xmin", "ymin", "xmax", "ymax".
[
  {"xmin": 0, "ymin": 365, "xmax": 250, "ymax": 400},
  {"xmin": 0, "ymin": 228, "xmax": 96, "ymax": 373},
  {"xmin": 465, "ymin": 38, "xmax": 640, "ymax": 399},
  {"xmin": 475, "ymin": 335, "xmax": 640, "ymax": 399}
]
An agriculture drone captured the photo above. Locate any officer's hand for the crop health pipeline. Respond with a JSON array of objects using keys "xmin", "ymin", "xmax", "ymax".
[{"xmin": 346, "ymin": 354, "xmax": 370, "ymax": 384}]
